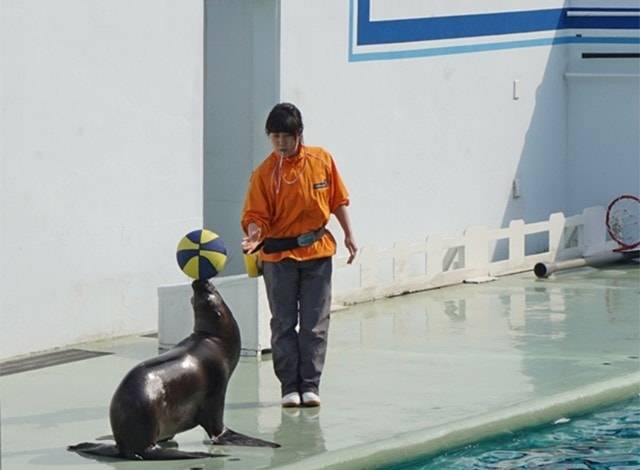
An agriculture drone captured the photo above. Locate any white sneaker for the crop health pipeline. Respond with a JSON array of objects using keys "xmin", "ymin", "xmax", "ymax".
[
  {"xmin": 281, "ymin": 392, "xmax": 301, "ymax": 408},
  {"xmin": 301, "ymin": 391, "xmax": 321, "ymax": 407}
]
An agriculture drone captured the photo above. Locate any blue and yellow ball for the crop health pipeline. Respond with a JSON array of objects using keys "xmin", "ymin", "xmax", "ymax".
[{"xmin": 176, "ymin": 229, "xmax": 227, "ymax": 280}]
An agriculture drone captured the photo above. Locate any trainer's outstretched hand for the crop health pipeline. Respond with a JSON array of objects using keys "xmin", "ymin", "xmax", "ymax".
[{"xmin": 242, "ymin": 223, "xmax": 262, "ymax": 254}]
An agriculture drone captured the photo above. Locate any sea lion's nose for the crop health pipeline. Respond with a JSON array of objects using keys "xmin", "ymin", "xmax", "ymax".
[
  {"xmin": 192, "ymin": 279, "xmax": 216, "ymax": 295},
  {"xmin": 192, "ymin": 279, "xmax": 208, "ymax": 292}
]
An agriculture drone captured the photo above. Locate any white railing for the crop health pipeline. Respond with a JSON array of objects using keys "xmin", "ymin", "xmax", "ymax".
[
  {"xmin": 331, "ymin": 205, "xmax": 616, "ymax": 305},
  {"xmin": 159, "ymin": 205, "xmax": 617, "ymax": 355}
]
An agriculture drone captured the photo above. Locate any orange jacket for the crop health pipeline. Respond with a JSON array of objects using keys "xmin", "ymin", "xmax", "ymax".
[{"xmin": 241, "ymin": 145, "xmax": 349, "ymax": 263}]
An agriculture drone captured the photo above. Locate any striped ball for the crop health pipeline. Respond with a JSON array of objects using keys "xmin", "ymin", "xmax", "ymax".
[{"xmin": 176, "ymin": 229, "xmax": 227, "ymax": 280}]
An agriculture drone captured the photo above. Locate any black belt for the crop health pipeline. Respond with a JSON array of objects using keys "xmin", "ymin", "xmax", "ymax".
[{"xmin": 261, "ymin": 227, "xmax": 326, "ymax": 254}]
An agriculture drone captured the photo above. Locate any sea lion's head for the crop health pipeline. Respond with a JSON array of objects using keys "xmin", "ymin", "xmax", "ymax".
[
  {"xmin": 191, "ymin": 279, "xmax": 229, "ymax": 318},
  {"xmin": 190, "ymin": 279, "xmax": 241, "ymax": 363},
  {"xmin": 190, "ymin": 279, "xmax": 239, "ymax": 341}
]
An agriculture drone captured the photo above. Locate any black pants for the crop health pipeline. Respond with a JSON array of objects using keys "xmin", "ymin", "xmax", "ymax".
[{"xmin": 262, "ymin": 257, "xmax": 332, "ymax": 396}]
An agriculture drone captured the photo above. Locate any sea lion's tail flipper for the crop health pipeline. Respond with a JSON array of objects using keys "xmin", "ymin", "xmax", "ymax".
[
  {"xmin": 210, "ymin": 428, "xmax": 280, "ymax": 448},
  {"xmin": 67, "ymin": 442, "xmax": 122, "ymax": 458},
  {"xmin": 139, "ymin": 446, "xmax": 225, "ymax": 460},
  {"xmin": 68, "ymin": 442, "xmax": 224, "ymax": 460}
]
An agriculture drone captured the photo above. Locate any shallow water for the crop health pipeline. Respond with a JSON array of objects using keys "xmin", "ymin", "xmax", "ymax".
[{"xmin": 390, "ymin": 398, "xmax": 640, "ymax": 469}]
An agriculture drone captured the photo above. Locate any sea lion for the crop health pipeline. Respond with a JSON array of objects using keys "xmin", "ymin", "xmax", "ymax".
[{"xmin": 69, "ymin": 279, "xmax": 279, "ymax": 460}]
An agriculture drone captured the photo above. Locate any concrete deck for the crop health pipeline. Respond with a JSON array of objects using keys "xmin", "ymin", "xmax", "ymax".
[{"xmin": 1, "ymin": 262, "xmax": 639, "ymax": 469}]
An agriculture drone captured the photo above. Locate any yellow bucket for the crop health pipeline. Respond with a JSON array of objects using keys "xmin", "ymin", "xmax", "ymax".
[{"xmin": 243, "ymin": 251, "xmax": 262, "ymax": 278}]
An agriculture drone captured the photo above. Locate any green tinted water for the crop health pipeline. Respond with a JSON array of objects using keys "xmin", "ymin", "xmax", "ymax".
[{"xmin": 389, "ymin": 398, "xmax": 640, "ymax": 469}]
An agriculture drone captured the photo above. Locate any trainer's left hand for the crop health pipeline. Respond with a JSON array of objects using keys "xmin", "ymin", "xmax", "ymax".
[{"xmin": 345, "ymin": 236, "xmax": 358, "ymax": 264}]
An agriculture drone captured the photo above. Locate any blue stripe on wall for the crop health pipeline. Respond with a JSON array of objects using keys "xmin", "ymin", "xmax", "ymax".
[
  {"xmin": 357, "ymin": 1, "xmax": 640, "ymax": 46},
  {"xmin": 350, "ymin": 36, "xmax": 640, "ymax": 63}
]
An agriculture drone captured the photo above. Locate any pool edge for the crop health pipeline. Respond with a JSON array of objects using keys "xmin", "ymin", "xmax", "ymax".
[{"xmin": 273, "ymin": 372, "xmax": 640, "ymax": 470}]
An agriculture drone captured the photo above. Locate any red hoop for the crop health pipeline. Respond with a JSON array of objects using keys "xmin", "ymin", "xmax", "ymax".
[{"xmin": 606, "ymin": 194, "xmax": 640, "ymax": 252}]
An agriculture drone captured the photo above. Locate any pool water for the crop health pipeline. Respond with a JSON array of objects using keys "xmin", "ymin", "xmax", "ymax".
[{"xmin": 389, "ymin": 398, "xmax": 640, "ymax": 469}]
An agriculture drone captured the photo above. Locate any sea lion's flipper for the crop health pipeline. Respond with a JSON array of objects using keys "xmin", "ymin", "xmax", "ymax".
[
  {"xmin": 210, "ymin": 428, "xmax": 280, "ymax": 448},
  {"xmin": 68, "ymin": 442, "xmax": 224, "ymax": 460},
  {"xmin": 157, "ymin": 436, "xmax": 178, "ymax": 447},
  {"xmin": 67, "ymin": 442, "xmax": 123, "ymax": 458},
  {"xmin": 138, "ymin": 446, "xmax": 224, "ymax": 460}
]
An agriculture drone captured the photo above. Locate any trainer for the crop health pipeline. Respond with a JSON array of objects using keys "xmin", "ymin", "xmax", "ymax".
[{"xmin": 241, "ymin": 102, "xmax": 357, "ymax": 408}]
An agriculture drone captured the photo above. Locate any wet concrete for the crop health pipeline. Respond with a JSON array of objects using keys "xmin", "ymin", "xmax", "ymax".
[{"xmin": 1, "ymin": 263, "xmax": 638, "ymax": 469}]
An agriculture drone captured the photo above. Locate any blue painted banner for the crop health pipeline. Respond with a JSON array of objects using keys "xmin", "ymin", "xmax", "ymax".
[
  {"xmin": 357, "ymin": 2, "xmax": 640, "ymax": 45},
  {"xmin": 349, "ymin": 1, "xmax": 640, "ymax": 61}
]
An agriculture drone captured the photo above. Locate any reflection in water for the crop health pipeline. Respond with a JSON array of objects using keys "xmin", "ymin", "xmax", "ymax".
[
  {"xmin": 339, "ymin": 262, "xmax": 639, "ymax": 401},
  {"xmin": 515, "ymin": 263, "xmax": 640, "ymax": 393},
  {"xmin": 270, "ymin": 408, "xmax": 326, "ymax": 467},
  {"xmin": 443, "ymin": 299, "xmax": 466, "ymax": 321}
]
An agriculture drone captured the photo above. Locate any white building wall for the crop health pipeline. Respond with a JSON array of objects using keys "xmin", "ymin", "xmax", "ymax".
[
  {"xmin": 0, "ymin": 0, "xmax": 204, "ymax": 360},
  {"xmin": 204, "ymin": 0, "xmax": 279, "ymax": 276},
  {"xmin": 2, "ymin": 0, "xmax": 637, "ymax": 359},
  {"xmin": 565, "ymin": 46, "xmax": 640, "ymax": 214},
  {"xmin": 279, "ymin": 0, "xmax": 569, "ymax": 257},
  {"xmin": 565, "ymin": 0, "xmax": 640, "ymax": 213}
]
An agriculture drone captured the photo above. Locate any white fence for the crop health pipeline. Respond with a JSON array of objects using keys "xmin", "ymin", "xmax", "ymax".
[
  {"xmin": 331, "ymin": 205, "xmax": 615, "ymax": 305},
  {"xmin": 159, "ymin": 205, "xmax": 616, "ymax": 354}
]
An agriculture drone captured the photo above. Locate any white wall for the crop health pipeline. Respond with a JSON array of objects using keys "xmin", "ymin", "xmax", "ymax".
[
  {"xmin": 0, "ymin": 0, "xmax": 204, "ymax": 360},
  {"xmin": 3, "ymin": 0, "xmax": 637, "ymax": 359},
  {"xmin": 204, "ymin": 0, "xmax": 279, "ymax": 276},
  {"xmin": 279, "ymin": 0, "xmax": 569, "ymax": 257},
  {"xmin": 201, "ymin": 0, "xmax": 638, "ymax": 267},
  {"xmin": 566, "ymin": 47, "xmax": 640, "ymax": 215},
  {"xmin": 565, "ymin": 0, "xmax": 640, "ymax": 212}
]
